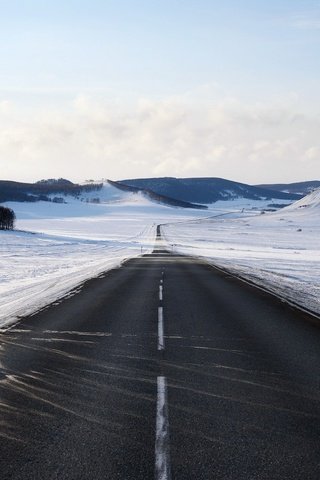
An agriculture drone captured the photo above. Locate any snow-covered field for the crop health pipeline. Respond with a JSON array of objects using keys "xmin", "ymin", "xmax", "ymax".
[
  {"xmin": 163, "ymin": 189, "xmax": 320, "ymax": 317},
  {"xmin": 1, "ymin": 181, "xmax": 319, "ymax": 327}
]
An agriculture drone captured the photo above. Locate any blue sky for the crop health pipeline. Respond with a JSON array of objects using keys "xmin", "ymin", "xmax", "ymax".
[{"xmin": 0, "ymin": 0, "xmax": 319, "ymax": 183}]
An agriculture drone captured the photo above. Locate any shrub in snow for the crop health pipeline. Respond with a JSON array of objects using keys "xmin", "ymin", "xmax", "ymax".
[
  {"xmin": 52, "ymin": 197, "xmax": 66, "ymax": 204},
  {"xmin": 0, "ymin": 206, "xmax": 16, "ymax": 230}
]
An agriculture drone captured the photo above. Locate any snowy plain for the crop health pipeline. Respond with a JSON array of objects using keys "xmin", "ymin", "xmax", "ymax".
[
  {"xmin": 163, "ymin": 189, "xmax": 320, "ymax": 317},
  {"xmin": 0, "ymin": 182, "xmax": 319, "ymax": 327}
]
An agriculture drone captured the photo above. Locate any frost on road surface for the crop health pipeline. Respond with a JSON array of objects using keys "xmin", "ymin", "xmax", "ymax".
[{"xmin": 162, "ymin": 189, "xmax": 320, "ymax": 317}]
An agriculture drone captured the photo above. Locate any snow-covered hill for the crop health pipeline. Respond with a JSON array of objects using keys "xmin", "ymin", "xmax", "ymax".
[
  {"xmin": 281, "ymin": 187, "xmax": 320, "ymax": 212},
  {"xmin": 74, "ymin": 181, "xmax": 144, "ymax": 205}
]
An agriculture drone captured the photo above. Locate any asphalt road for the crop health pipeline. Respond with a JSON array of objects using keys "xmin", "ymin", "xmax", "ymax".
[{"xmin": 0, "ymin": 227, "xmax": 320, "ymax": 479}]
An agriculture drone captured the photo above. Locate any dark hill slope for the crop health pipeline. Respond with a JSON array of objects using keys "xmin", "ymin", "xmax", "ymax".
[
  {"xmin": 108, "ymin": 180, "xmax": 207, "ymax": 209},
  {"xmin": 118, "ymin": 177, "xmax": 302, "ymax": 204}
]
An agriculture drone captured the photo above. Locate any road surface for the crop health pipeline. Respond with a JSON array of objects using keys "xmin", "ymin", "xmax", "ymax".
[{"xmin": 0, "ymin": 228, "xmax": 320, "ymax": 479}]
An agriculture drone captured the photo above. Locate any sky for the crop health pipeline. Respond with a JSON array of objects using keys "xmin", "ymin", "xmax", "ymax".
[{"xmin": 0, "ymin": 0, "xmax": 319, "ymax": 184}]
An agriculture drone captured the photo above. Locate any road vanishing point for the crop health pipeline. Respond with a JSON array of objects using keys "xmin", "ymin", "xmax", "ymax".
[{"xmin": 0, "ymin": 226, "xmax": 320, "ymax": 479}]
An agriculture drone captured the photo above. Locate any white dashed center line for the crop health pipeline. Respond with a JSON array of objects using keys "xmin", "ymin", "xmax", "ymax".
[
  {"xmin": 159, "ymin": 285, "xmax": 163, "ymax": 301},
  {"xmin": 155, "ymin": 376, "xmax": 171, "ymax": 480},
  {"xmin": 155, "ymin": 269, "xmax": 171, "ymax": 479},
  {"xmin": 158, "ymin": 306, "xmax": 164, "ymax": 351}
]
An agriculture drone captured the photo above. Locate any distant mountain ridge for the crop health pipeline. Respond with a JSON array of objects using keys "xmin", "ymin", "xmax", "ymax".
[
  {"xmin": 1, "ymin": 177, "xmax": 312, "ymax": 207},
  {"xmin": 256, "ymin": 181, "xmax": 320, "ymax": 196},
  {"xmin": 118, "ymin": 177, "xmax": 302, "ymax": 204}
]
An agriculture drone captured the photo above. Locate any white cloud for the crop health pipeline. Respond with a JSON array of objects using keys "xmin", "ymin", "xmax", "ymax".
[
  {"xmin": 0, "ymin": 100, "xmax": 12, "ymax": 114},
  {"xmin": 303, "ymin": 146, "xmax": 320, "ymax": 161},
  {"xmin": 0, "ymin": 93, "xmax": 319, "ymax": 183}
]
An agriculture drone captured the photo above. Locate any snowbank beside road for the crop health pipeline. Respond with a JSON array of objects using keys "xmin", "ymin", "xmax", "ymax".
[{"xmin": 0, "ymin": 226, "xmax": 156, "ymax": 327}]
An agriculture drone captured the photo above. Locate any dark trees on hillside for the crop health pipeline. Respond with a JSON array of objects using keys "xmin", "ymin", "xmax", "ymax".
[
  {"xmin": 0, "ymin": 207, "xmax": 16, "ymax": 230},
  {"xmin": 0, "ymin": 180, "xmax": 104, "ymax": 202}
]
